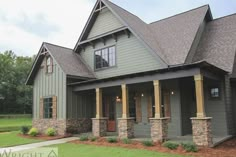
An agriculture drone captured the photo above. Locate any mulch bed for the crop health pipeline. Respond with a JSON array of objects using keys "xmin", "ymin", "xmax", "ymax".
[
  {"xmin": 69, "ymin": 137, "xmax": 236, "ymax": 157},
  {"xmin": 18, "ymin": 133, "xmax": 72, "ymax": 140}
]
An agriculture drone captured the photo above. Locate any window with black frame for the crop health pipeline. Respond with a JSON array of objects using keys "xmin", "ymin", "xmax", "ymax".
[
  {"xmin": 95, "ymin": 46, "xmax": 116, "ymax": 70},
  {"xmin": 44, "ymin": 97, "xmax": 53, "ymax": 118}
]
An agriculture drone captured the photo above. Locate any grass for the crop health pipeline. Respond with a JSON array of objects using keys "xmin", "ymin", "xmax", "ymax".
[
  {"xmin": 44, "ymin": 143, "xmax": 187, "ymax": 157},
  {"xmin": 0, "ymin": 118, "xmax": 32, "ymax": 132},
  {"xmin": 0, "ymin": 131, "xmax": 42, "ymax": 147}
]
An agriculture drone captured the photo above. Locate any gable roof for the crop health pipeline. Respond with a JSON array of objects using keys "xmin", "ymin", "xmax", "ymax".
[
  {"xmin": 193, "ymin": 14, "xmax": 236, "ymax": 73},
  {"xmin": 74, "ymin": 0, "xmax": 168, "ymax": 65},
  {"xmin": 26, "ymin": 43, "xmax": 95, "ymax": 85},
  {"xmin": 149, "ymin": 5, "xmax": 209, "ymax": 65}
]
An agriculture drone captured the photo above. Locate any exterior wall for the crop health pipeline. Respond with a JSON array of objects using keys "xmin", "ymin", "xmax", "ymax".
[
  {"xmin": 162, "ymin": 80, "xmax": 182, "ymax": 137},
  {"xmin": 204, "ymin": 78, "xmax": 228, "ymax": 136},
  {"xmin": 180, "ymin": 78, "xmax": 196, "ymax": 135},
  {"xmin": 87, "ymin": 8, "xmax": 124, "ymax": 39},
  {"xmin": 232, "ymin": 82, "xmax": 236, "ymax": 135},
  {"xmin": 66, "ymin": 87, "xmax": 95, "ymax": 119},
  {"xmin": 66, "ymin": 87, "xmax": 96, "ymax": 133},
  {"xmin": 33, "ymin": 56, "xmax": 67, "ymax": 119},
  {"xmin": 80, "ymin": 33, "xmax": 166, "ymax": 79},
  {"xmin": 133, "ymin": 91, "xmax": 151, "ymax": 137}
]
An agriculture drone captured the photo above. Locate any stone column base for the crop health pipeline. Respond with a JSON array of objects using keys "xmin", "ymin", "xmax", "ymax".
[
  {"xmin": 191, "ymin": 117, "xmax": 213, "ymax": 147},
  {"xmin": 92, "ymin": 118, "xmax": 108, "ymax": 137},
  {"xmin": 118, "ymin": 118, "xmax": 135, "ymax": 139},
  {"xmin": 150, "ymin": 117, "xmax": 169, "ymax": 142}
]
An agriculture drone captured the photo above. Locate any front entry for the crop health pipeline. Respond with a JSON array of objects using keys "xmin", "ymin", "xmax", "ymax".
[{"xmin": 104, "ymin": 96, "xmax": 116, "ymax": 132}]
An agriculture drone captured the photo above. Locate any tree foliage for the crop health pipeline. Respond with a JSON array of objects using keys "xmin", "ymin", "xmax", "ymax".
[{"xmin": 0, "ymin": 51, "xmax": 33, "ymax": 114}]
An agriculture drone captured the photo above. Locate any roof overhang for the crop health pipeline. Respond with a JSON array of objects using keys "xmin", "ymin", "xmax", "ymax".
[{"xmin": 69, "ymin": 61, "xmax": 227, "ymax": 92}]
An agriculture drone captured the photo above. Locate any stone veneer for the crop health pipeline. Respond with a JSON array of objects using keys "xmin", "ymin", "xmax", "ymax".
[
  {"xmin": 118, "ymin": 118, "xmax": 135, "ymax": 139},
  {"xmin": 92, "ymin": 118, "xmax": 108, "ymax": 137},
  {"xmin": 33, "ymin": 118, "xmax": 92, "ymax": 135},
  {"xmin": 150, "ymin": 118, "xmax": 169, "ymax": 142},
  {"xmin": 191, "ymin": 117, "xmax": 213, "ymax": 147},
  {"xmin": 33, "ymin": 119, "xmax": 67, "ymax": 135}
]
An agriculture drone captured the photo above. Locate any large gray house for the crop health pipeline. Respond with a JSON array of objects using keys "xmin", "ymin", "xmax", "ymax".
[{"xmin": 26, "ymin": 0, "xmax": 236, "ymax": 147}]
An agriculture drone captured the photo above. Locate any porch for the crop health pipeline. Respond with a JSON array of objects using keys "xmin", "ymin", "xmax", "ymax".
[{"xmin": 68, "ymin": 62, "xmax": 230, "ymax": 147}]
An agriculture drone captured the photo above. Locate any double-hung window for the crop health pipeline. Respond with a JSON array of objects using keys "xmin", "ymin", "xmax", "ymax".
[
  {"xmin": 43, "ymin": 97, "xmax": 53, "ymax": 118},
  {"xmin": 46, "ymin": 56, "xmax": 53, "ymax": 73},
  {"xmin": 95, "ymin": 46, "xmax": 116, "ymax": 70}
]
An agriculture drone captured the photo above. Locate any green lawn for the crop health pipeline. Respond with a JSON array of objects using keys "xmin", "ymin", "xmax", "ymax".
[
  {"xmin": 0, "ymin": 131, "xmax": 42, "ymax": 147},
  {"xmin": 46, "ymin": 143, "xmax": 187, "ymax": 157},
  {"xmin": 0, "ymin": 118, "xmax": 32, "ymax": 132}
]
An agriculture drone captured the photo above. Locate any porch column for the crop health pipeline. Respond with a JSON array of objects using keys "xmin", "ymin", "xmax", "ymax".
[
  {"xmin": 118, "ymin": 84, "xmax": 134, "ymax": 139},
  {"xmin": 92, "ymin": 88, "xmax": 107, "ymax": 137},
  {"xmin": 150, "ymin": 80, "xmax": 169, "ymax": 142},
  {"xmin": 191, "ymin": 74, "xmax": 213, "ymax": 147}
]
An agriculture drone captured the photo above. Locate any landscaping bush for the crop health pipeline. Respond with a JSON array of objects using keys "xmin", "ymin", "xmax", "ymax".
[
  {"xmin": 142, "ymin": 140, "xmax": 154, "ymax": 147},
  {"xmin": 21, "ymin": 126, "xmax": 29, "ymax": 135},
  {"xmin": 181, "ymin": 142, "xmax": 198, "ymax": 152},
  {"xmin": 162, "ymin": 141, "xmax": 179, "ymax": 150},
  {"xmin": 28, "ymin": 128, "xmax": 39, "ymax": 137},
  {"xmin": 45, "ymin": 128, "xmax": 56, "ymax": 136},
  {"xmin": 90, "ymin": 136, "xmax": 97, "ymax": 142},
  {"xmin": 107, "ymin": 137, "xmax": 118, "ymax": 143},
  {"xmin": 79, "ymin": 135, "xmax": 89, "ymax": 141},
  {"xmin": 122, "ymin": 138, "xmax": 131, "ymax": 144}
]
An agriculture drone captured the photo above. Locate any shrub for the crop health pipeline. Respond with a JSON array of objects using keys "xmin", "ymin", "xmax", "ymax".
[
  {"xmin": 122, "ymin": 138, "xmax": 131, "ymax": 144},
  {"xmin": 142, "ymin": 140, "xmax": 154, "ymax": 147},
  {"xmin": 28, "ymin": 128, "xmax": 39, "ymax": 137},
  {"xmin": 79, "ymin": 135, "xmax": 89, "ymax": 141},
  {"xmin": 21, "ymin": 126, "xmax": 29, "ymax": 135},
  {"xmin": 162, "ymin": 141, "xmax": 179, "ymax": 150},
  {"xmin": 107, "ymin": 137, "xmax": 118, "ymax": 143},
  {"xmin": 45, "ymin": 128, "xmax": 56, "ymax": 136},
  {"xmin": 181, "ymin": 142, "xmax": 198, "ymax": 152},
  {"xmin": 90, "ymin": 136, "xmax": 97, "ymax": 142}
]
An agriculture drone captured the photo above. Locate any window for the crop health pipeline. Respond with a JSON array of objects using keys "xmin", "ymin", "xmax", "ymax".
[
  {"xmin": 210, "ymin": 87, "xmax": 220, "ymax": 98},
  {"xmin": 46, "ymin": 56, "xmax": 53, "ymax": 73},
  {"xmin": 95, "ymin": 46, "xmax": 116, "ymax": 70},
  {"xmin": 44, "ymin": 97, "xmax": 53, "ymax": 118}
]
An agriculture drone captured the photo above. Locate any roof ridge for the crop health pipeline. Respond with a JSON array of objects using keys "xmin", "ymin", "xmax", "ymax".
[
  {"xmin": 43, "ymin": 42, "xmax": 73, "ymax": 51},
  {"xmin": 149, "ymin": 4, "xmax": 209, "ymax": 25}
]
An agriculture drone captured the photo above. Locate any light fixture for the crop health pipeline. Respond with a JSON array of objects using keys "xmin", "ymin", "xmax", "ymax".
[
  {"xmin": 171, "ymin": 91, "xmax": 174, "ymax": 95},
  {"xmin": 141, "ymin": 93, "xmax": 144, "ymax": 97},
  {"xmin": 116, "ymin": 96, "xmax": 121, "ymax": 102}
]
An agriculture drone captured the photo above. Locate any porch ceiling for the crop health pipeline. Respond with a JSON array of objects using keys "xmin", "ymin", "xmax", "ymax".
[{"xmin": 70, "ymin": 61, "xmax": 227, "ymax": 92}]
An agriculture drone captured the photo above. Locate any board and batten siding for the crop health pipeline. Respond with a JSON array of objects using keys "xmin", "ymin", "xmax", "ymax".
[
  {"xmin": 33, "ymin": 57, "xmax": 67, "ymax": 119},
  {"xmin": 81, "ymin": 33, "xmax": 166, "ymax": 79},
  {"xmin": 87, "ymin": 8, "xmax": 124, "ymax": 39},
  {"xmin": 66, "ymin": 87, "xmax": 95, "ymax": 119}
]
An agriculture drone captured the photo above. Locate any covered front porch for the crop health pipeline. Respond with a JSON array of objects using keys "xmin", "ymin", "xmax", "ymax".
[{"xmin": 69, "ymin": 62, "xmax": 230, "ymax": 147}]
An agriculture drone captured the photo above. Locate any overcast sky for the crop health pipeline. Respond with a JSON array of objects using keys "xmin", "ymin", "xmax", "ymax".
[{"xmin": 0, "ymin": 0, "xmax": 236, "ymax": 56}]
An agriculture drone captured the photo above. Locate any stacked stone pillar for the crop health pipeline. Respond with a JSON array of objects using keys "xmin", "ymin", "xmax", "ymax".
[
  {"xmin": 92, "ymin": 88, "xmax": 107, "ymax": 137},
  {"xmin": 118, "ymin": 84, "xmax": 134, "ymax": 138},
  {"xmin": 191, "ymin": 74, "xmax": 213, "ymax": 147},
  {"xmin": 150, "ymin": 80, "xmax": 169, "ymax": 142}
]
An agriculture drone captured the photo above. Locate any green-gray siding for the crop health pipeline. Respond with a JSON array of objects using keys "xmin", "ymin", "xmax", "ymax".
[
  {"xmin": 87, "ymin": 8, "xmax": 124, "ymax": 39},
  {"xmin": 81, "ymin": 33, "xmax": 166, "ymax": 79},
  {"xmin": 66, "ymin": 87, "xmax": 95, "ymax": 119},
  {"xmin": 33, "ymin": 57, "xmax": 67, "ymax": 119}
]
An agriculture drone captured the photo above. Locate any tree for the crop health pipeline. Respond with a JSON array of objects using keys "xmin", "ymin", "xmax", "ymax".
[{"xmin": 0, "ymin": 51, "xmax": 33, "ymax": 114}]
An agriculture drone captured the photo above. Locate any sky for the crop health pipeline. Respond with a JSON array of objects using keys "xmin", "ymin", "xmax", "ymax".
[{"xmin": 0, "ymin": 0, "xmax": 236, "ymax": 56}]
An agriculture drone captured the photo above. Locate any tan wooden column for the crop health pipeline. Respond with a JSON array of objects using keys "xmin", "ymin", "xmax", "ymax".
[
  {"xmin": 153, "ymin": 80, "xmax": 162, "ymax": 118},
  {"xmin": 194, "ymin": 74, "xmax": 206, "ymax": 118},
  {"xmin": 121, "ymin": 84, "xmax": 129, "ymax": 118},
  {"xmin": 96, "ymin": 88, "xmax": 103, "ymax": 118}
]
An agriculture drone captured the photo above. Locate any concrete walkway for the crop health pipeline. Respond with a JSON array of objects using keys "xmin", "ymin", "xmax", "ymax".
[{"xmin": 0, "ymin": 137, "xmax": 78, "ymax": 153}]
